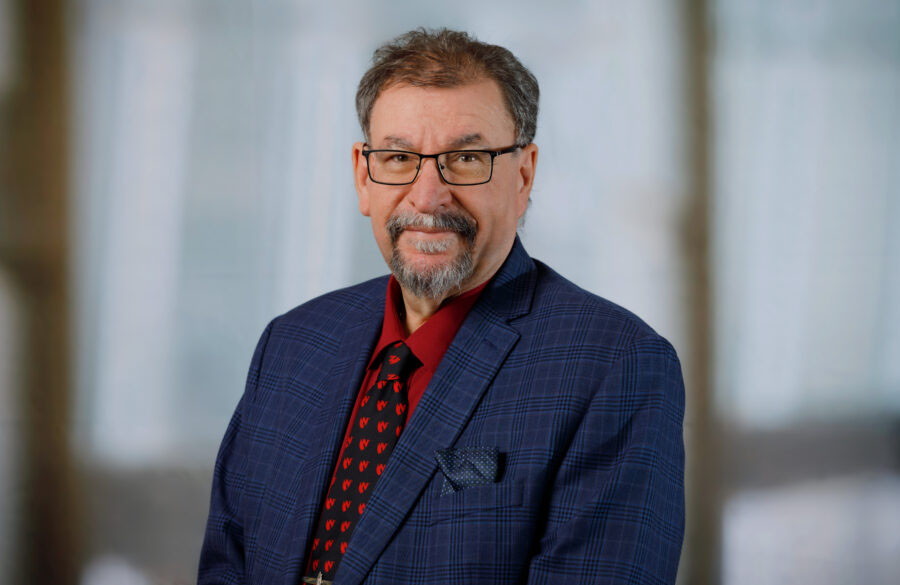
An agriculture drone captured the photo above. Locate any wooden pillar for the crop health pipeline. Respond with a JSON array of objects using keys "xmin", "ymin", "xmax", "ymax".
[
  {"xmin": 681, "ymin": 0, "xmax": 720, "ymax": 584},
  {"xmin": 0, "ymin": 0, "xmax": 81, "ymax": 583}
]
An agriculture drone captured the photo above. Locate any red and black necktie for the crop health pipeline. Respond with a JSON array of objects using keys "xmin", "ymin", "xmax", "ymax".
[{"xmin": 305, "ymin": 341, "xmax": 420, "ymax": 583}]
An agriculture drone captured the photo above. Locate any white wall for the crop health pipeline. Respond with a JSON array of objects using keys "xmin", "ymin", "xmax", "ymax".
[{"xmin": 70, "ymin": 0, "xmax": 690, "ymax": 465}]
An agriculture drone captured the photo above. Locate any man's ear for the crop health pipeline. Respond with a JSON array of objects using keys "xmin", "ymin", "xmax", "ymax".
[
  {"xmin": 352, "ymin": 141, "xmax": 371, "ymax": 216},
  {"xmin": 516, "ymin": 143, "xmax": 538, "ymax": 217}
]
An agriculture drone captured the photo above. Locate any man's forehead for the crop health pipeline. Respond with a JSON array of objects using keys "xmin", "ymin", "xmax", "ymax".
[{"xmin": 368, "ymin": 80, "xmax": 516, "ymax": 147}]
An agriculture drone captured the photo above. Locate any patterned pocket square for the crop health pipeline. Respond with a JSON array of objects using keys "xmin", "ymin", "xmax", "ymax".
[{"xmin": 434, "ymin": 446, "xmax": 499, "ymax": 495}]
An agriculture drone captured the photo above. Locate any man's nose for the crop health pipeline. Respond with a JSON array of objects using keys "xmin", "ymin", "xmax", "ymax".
[{"xmin": 407, "ymin": 157, "xmax": 452, "ymax": 213}]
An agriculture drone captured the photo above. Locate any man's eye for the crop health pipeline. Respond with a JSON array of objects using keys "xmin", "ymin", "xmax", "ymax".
[
  {"xmin": 385, "ymin": 153, "xmax": 410, "ymax": 164},
  {"xmin": 451, "ymin": 152, "xmax": 480, "ymax": 164}
]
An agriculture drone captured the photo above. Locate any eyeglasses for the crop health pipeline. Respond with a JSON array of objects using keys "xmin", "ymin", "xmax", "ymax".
[{"xmin": 361, "ymin": 144, "xmax": 523, "ymax": 186}]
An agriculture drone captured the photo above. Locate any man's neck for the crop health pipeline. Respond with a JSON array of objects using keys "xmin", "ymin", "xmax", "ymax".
[
  {"xmin": 399, "ymin": 288, "xmax": 450, "ymax": 335},
  {"xmin": 399, "ymin": 278, "xmax": 491, "ymax": 334}
]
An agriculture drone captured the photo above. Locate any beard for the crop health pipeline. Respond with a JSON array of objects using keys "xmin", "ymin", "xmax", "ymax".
[{"xmin": 386, "ymin": 210, "xmax": 478, "ymax": 300}]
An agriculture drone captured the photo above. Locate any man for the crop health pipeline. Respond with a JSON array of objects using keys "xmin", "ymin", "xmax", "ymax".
[{"xmin": 199, "ymin": 28, "xmax": 684, "ymax": 585}]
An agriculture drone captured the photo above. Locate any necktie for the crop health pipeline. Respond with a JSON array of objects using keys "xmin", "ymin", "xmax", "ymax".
[{"xmin": 306, "ymin": 341, "xmax": 420, "ymax": 583}]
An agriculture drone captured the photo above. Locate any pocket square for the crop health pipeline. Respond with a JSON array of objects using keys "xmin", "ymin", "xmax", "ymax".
[{"xmin": 434, "ymin": 446, "xmax": 499, "ymax": 495}]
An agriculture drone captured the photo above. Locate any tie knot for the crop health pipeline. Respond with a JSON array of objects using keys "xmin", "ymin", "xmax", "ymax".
[{"xmin": 377, "ymin": 341, "xmax": 419, "ymax": 380}]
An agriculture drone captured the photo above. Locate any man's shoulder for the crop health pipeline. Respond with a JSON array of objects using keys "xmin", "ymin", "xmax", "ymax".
[
  {"xmin": 273, "ymin": 274, "xmax": 389, "ymax": 332},
  {"xmin": 527, "ymin": 258, "xmax": 671, "ymax": 352}
]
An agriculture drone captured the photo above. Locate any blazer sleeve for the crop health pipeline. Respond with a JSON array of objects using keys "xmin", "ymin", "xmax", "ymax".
[
  {"xmin": 524, "ymin": 334, "xmax": 686, "ymax": 585},
  {"xmin": 197, "ymin": 318, "xmax": 275, "ymax": 585}
]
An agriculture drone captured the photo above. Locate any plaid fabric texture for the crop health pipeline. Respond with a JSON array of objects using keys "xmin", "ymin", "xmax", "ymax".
[{"xmin": 198, "ymin": 236, "xmax": 685, "ymax": 585}]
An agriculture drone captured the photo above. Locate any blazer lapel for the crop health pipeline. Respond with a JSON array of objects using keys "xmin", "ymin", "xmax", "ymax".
[
  {"xmin": 334, "ymin": 237, "xmax": 537, "ymax": 585},
  {"xmin": 266, "ymin": 300, "xmax": 384, "ymax": 584}
]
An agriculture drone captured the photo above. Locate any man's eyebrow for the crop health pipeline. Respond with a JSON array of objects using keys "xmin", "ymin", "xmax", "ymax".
[
  {"xmin": 376, "ymin": 134, "xmax": 487, "ymax": 151},
  {"xmin": 380, "ymin": 136, "xmax": 415, "ymax": 149},
  {"xmin": 447, "ymin": 133, "xmax": 485, "ymax": 149}
]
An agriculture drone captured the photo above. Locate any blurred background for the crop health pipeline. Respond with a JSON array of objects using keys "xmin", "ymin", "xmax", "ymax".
[{"xmin": 1, "ymin": 0, "xmax": 898, "ymax": 583}]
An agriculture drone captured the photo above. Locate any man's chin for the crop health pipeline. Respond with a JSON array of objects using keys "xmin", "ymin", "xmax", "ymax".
[{"xmin": 389, "ymin": 243, "xmax": 474, "ymax": 300}]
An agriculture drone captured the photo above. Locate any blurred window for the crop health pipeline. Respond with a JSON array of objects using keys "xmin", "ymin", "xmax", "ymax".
[
  {"xmin": 70, "ymin": 1, "xmax": 689, "ymax": 582},
  {"xmin": 712, "ymin": 1, "xmax": 900, "ymax": 583}
]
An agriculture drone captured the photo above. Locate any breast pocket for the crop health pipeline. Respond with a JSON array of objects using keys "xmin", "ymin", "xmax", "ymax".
[{"xmin": 427, "ymin": 478, "xmax": 525, "ymax": 526}]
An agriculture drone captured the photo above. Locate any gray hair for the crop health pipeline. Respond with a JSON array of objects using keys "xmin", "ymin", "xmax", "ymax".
[{"xmin": 356, "ymin": 28, "xmax": 540, "ymax": 146}]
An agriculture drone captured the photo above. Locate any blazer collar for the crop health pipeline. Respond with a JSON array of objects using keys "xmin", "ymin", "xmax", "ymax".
[{"xmin": 477, "ymin": 234, "xmax": 538, "ymax": 322}]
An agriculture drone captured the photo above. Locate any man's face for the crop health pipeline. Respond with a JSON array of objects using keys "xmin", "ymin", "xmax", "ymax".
[{"xmin": 352, "ymin": 78, "xmax": 538, "ymax": 300}]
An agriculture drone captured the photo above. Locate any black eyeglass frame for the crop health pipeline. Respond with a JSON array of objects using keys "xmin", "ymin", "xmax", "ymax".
[{"xmin": 361, "ymin": 144, "xmax": 524, "ymax": 186}]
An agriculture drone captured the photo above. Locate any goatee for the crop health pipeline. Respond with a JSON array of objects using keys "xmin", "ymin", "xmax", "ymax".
[{"xmin": 386, "ymin": 210, "xmax": 477, "ymax": 300}]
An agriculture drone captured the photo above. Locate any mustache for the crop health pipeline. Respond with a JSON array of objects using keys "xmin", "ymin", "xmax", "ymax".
[{"xmin": 386, "ymin": 211, "xmax": 477, "ymax": 245}]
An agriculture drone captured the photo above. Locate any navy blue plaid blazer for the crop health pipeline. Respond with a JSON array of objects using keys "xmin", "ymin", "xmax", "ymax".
[{"xmin": 199, "ymin": 237, "xmax": 685, "ymax": 585}]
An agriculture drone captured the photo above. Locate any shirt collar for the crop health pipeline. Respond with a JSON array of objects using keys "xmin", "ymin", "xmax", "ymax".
[{"xmin": 368, "ymin": 275, "xmax": 489, "ymax": 373}]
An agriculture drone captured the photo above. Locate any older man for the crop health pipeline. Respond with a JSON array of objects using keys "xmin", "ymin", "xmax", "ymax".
[{"xmin": 199, "ymin": 28, "xmax": 685, "ymax": 585}]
